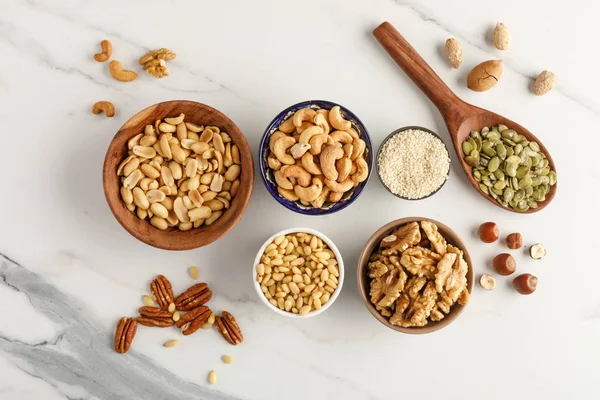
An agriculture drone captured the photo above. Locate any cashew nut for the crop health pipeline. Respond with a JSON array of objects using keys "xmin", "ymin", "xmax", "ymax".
[
  {"xmin": 274, "ymin": 170, "xmax": 293, "ymax": 190},
  {"xmin": 298, "ymin": 125, "xmax": 324, "ymax": 144},
  {"xmin": 296, "ymin": 121, "xmax": 315, "ymax": 133},
  {"xmin": 281, "ymin": 165, "xmax": 311, "ymax": 187},
  {"xmin": 309, "ymin": 134, "xmax": 335, "ymax": 155},
  {"xmin": 313, "ymin": 113, "xmax": 330, "ymax": 135},
  {"xmin": 278, "ymin": 186, "xmax": 299, "ymax": 201},
  {"xmin": 268, "ymin": 154, "xmax": 282, "ymax": 170},
  {"xmin": 329, "ymin": 190, "xmax": 344, "ymax": 202},
  {"xmin": 351, "ymin": 138, "xmax": 366, "ymax": 161},
  {"xmin": 301, "ymin": 152, "xmax": 322, "ymax": 175},
  {"xmin": 273, "ymin": 136, "xmax": 296, "ymax": 165},
  {"xmin": 92, "ymin": 101, "xmax": 115, "ymax": 117},
  {"xmin": 290, "ymin": 143, "xmax": 311, "ymax": 159},
  {"xmin": 109, "ymin": 60, "xmax": 138, "ymax": 82},
  {"xmin": 279, "ymin": 117, "xmax": 296, "ymax": 134},
  {"xmin": 329, "ymin": 106, "xmax": 351, "ymax": 131},
  {"xmin": 330, "ymin": 130, "xmax": 354, "ymax": 144},
  {"xmin": 294, "ymin": 177, "xmax": 323, "ymax": 202},
  {"xmin": 349, "ymin": 162, "xmax": 357, "ymax": 175},
  {"xmin": 316, "ymin": 109, "xmax": 330, "ymax": 119},
  {"xmin": 320, "ymin": 145, "xmax": 345, "ymax": 180},
  {"xmin": 293, "ymin": 108, "xmax": 317, "ymax": 127},
  {"xmin": 342, "ymin": 143, "xmax": 353, "ymax": 158},
  {"xmin": 351, "ymin": 157, "xmax": 369, "ymax": 183},
  {"xmin": 94, "ymin": 39, "xmax": 112, "ymax": 62},
  {"xmin": 336, "ymin": 157, "xmax": 352, "ymax": 182},
  {"xmin": 347, "ymin": 127, "xmax": 360, "ymax": 140},
  {"xmin": 269, "ymin": 131, "xmax": 287, "ymax": 152},
  {"xmin": 325, "ymin": 178, "xmax": 354, "ymax": 193},
  {"xmin": 310, "ymin": 186, "xmax": 330, "ymax": 208}
]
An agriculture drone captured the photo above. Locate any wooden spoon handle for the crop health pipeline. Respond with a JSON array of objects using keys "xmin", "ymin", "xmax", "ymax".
[{"xmin": 373, "ymin": 22, "xmax": 464, "ymax": 121}]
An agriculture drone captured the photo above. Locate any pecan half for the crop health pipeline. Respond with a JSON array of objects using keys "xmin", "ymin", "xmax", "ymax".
[
  {"xmin": 150, "ymin": 275, "xmax": 174, "ymax": 310},
  {"xmin": 214, "ymin": 311, "xmax": 243, "ymax": 345},
  {"xmin": 114, "ymin": 317, "xmax": 137, "ymax": 354},
  {"xmin": 175, "ymin": 305, "xmax": 211, "ymax": 335},
  {"xmin": 136, "ymin": 306, "xmax": 174, "ymax": 327},
  {"xmin": 174, "ymin": 283, "xmax": 212, "ymax": 311}
]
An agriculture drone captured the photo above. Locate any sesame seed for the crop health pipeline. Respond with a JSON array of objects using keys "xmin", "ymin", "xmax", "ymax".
[{"xmin": 378, "ymin": 129, "xmax": 450, "ymax": 199}]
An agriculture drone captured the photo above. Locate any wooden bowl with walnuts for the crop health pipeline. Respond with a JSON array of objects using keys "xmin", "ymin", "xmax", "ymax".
[
  {"xmin": 103, "ymin": 100, "xmax": 254, "ymax": 250},
  {"xmin": 357, "ymin": 217, "xmax": 473, "ymax": 334}
]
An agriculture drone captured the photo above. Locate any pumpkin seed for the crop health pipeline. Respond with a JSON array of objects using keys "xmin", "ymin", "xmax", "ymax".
[
  {"xmin": 488, "ymin": 157, "xmax": 500, "ymax": 172},
  {"xmin": 462, "ymin": 141, "xmax": 473, "ymax": 155}
]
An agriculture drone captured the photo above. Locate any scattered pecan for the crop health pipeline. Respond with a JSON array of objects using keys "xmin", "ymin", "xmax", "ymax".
[
  {"xmin": 150, "ymin": 275, "xmax": 174, "ymax": 310},
  {"xmin": 214, "ymin": 311, "xmax": 243, "ymax": 345},
  {"xmin": 136, "ymin": 306, "xmax": 174, "ymax": 327},
  {"xmin": 175, "ymin": 305, "xmax": 211, "ymax": 335},
  {"xmin": 114, "ymin": 317, "xmax": 137, "ymax": 354},
  {"xmin": 174, "ymin": 283, "xmax": 213, "ymax": 311}
]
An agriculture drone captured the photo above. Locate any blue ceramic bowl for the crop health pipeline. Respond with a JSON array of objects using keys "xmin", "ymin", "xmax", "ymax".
[{"xmin": 259, "ymin": 100, "xmax": 373, "ymax": 215}]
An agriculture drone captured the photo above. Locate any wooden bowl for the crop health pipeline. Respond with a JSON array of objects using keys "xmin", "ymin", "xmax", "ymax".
[
  {"xmin": 357, "ymin": 217, "xmax": 474, "ymax": 334},
  {"xmin": 103, "ymin": 100, "xmax": 254, "ymax": 250}
]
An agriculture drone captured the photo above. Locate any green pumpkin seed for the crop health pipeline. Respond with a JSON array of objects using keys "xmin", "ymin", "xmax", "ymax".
[
  {"xmin": 483, "ymin": 147, "xmax": 496, "ymax": 157},
  {"xmin": 479, "ymin": 183, "xmax": 490, "ymax": 194},
  {"xmin": 494, "ymin": 180, "xmax": 507, "ymax": 190},
  {"xmin": 531, "ymin": 156, "xmax": 540, "ymax": 167},
  {"xmin": 511, "ymin": 177, "xmax": 519, "ymax": 190},
  {"xmin": 514, "ymin": 134, "xmax": 526, "ymax": 143},
  {"xmin": 486, "ymin": 131, "xmax": 501, "ymax": 140},
  {"xmin": 470, "ymin": 130, "xmax": 480, "ymax": 139},
  {"xmin": 492, "ymin": 187, "xmax": 504, "ymax": 196},
  {"xmin": 528, "ymin": 200, "xmax": 538, "ymax": 209},
  {"xmin": 549, "ymin": 171, "xmax": 557, "ymax": 185},
  {"xmin": 505, "ymin": 163, "xmax": 518, "ymax": 177},
  {"xmin": 503, "ymin": 138, "xmax": 517, "ymax": 147},
  {"xmin": 525, "ymin": 186, "xmax": 534, "ymax": 197},
  {"xmin": 539, "ymin": 176, "xmax": 550, "ymax": 185},
  {"xmin": 481, "ymin": 126, "xmax": 490, "ymax": 133},
  {"xmin": 483, "ymin": 180, "xmax": 493, "ymax": 187},
  {"xmin": 498, "ymin": 124, "xmax": 508, "ymax": 132},
  {"xmin": 488, "ymin": 157, "xmax": 500, "ymax": 172},
  {"xmin": 506, "ymin": 155, "xmax": 521, "ymax": 164},
  {"xmin": 514, "ymin": 144, "xmax": 523, "ymax": 155},
  {"xmin": 539, "ymin": 167, "xmax": 550, "ymax": 176},
  {"xmin": 529, "ymin": 142, "xmax": 540, "ymax": 152},
  {"xmin": 501, "ymin": 129, "xmax": 516, "ymax": 139},
  {"xmin": 516, "ymin": 166, "xmax": 530, "ymax": 178},
  {"xmin": 496, "ymin": 143, "xmax": 507, "ymax": 159},
  {"xmin": 494, "ymin": 170, "xmax": 505, "ymax": 180},
  {"xmin": 462, "ymin": 141, "xmax": 473, "ymax": 155},
  {"xmin": 506, "ymin": 147, "xmax": 514, "ymax": 157},
  {"xmin": 519, "ymin": 176, "xmax": 533, "ymax": 188},
  {"xmin": 514, "ymin": 189, "xmax": 525, "ymax": 202},
  {"xmin": 503, "ymin": 187, "xmax": 515, "ymax": 202},
  {"xmin": 531, "ymin": 177, "xmax": 542, "ymax": 187}
]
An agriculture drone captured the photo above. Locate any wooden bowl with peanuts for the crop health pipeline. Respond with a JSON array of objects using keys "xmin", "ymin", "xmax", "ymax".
[{"xmin": 103, "ymin": 100, "xmax": 254, "ymax": 250}]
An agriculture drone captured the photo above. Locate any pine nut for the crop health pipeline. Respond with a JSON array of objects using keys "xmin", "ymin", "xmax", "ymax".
[
  {"xmin": 269, "ymin": 298, "xmax": 277, "ymax": 307},
  {"xmin": 256, "ymin": 263, "xmax": 265, "ymax": 275},
  {"xmin": 163, "ymin": 339, "xmax": 179, "ymax": 348},
  {"xmin": 222, "ymin": 355, "xmax": 234, "ymax": 364},
  {"xmin": 168, "ymin": 303, "xmax": 176, "ymax": 313},
  {"xmin": 143, "ymin": 295, "xmax": 155, "ymax": 306},
  {"xmin": 189, "ymin": 266, "xmax": 199, "ymax": 280},
  {"xmin": 209, "ymin": 370, "xmax": 217, "ymax": 385},
  {"xmin": 289, "ymin": 282, "xmax": 300, "ymax": 294},
  {"xmin": 313, "ymin": 298, "xmax": 322, "ymax": 310},
  {"xmin": 304, "ymin": 246, "xmax": 312, "ymax": 255},
  {"xmin": 172, "ymin": 311, "xmax": 180, "ymax": 322},
  {"xmin": 299, "ymin": 305, "xmax": 311, "ymax": 316}
]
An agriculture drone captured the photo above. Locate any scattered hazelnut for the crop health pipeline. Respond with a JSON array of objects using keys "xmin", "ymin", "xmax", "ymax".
[
  {"xmin": 513, "ymin": 273, "xmax": 537, "ymax": 295},
  {"xmin": 530, "ymin": 243, "xmax": 546, "ymax": 260},
  {"xmin": 493, "ymin": 253, "xmax": 516, "ymax": 275},
  {"xmin": 479, "ymin": 274, "xmax": 496, "ymax": 290},
  {"xmin": 478, "ymin": 222, "xmax": 499, "ymax": 243},
  {"xmin": 506, "ymin": 233, "xmax": 523, "ymax": 250}
]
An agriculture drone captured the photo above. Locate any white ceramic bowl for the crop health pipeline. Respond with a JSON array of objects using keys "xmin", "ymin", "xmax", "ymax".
[{"xmin": 252, "ymin": 227, "xmax": 345, "ymax": 319}]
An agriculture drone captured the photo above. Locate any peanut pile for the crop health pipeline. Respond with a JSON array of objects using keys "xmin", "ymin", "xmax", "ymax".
[{"xmin": 117, "ymin": 113, "xmax": 241, "ymax": 230}]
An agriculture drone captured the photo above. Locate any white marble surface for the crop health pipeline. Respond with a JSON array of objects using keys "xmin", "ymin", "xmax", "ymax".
[{"xmin": 1, "ymin": 0, "xmax": 598, "ymax": 399}]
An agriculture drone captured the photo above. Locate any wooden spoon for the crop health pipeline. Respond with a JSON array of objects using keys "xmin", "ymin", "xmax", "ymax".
[{"xmin": 373, "ymin": 22, "xmax": 556, "ymax": 213}]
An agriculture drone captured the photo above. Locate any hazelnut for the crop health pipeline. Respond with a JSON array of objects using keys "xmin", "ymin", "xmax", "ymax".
[
  {"xmin": 478, "ymin": 222, "xmax": 499, "ymax": 243},
  {"xmin": 530, "ymin": 243, "xmax": 546, "ymax": 260},
  {"xmin": 513, "ymin": 273, "xmax": 537, "ymax": 295},
  {"xmin": 506, "ymin": 233, "xmax": 523, "ymax": 250},
  {"xmin": 479, "ymin": 274, "xmax": 496, "ymax": 290},
  {"xmin": 493, "ymin": 253, "xmax": 516, "ymax": 275}
]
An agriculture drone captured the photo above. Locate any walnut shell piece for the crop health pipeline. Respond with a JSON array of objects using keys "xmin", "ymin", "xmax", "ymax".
[
  {"xmin": 150, "ymin": 275, "xmax": 174, "ymax": 310},
  {"xmin": 214, "ymin": 311, "xmax": 243, "ymax": 345},
  {"xmin": 174, "ymin": 282, "xmax": 213, "ymax": 311},
  {"xmin": 114, "ymin": 317, "xmax": 137, "ymax": 354}
]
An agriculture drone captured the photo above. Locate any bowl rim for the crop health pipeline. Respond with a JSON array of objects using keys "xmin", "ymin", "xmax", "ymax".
[
  {"xmin": 252, "ymin": 227, "xmax": 345, "ymax": 319},
  {"xmin": 102, "ymin": 100, "xmax": 254, "ymax": 250},
  {"xmin": 356, "ymin": 217, "xmax": 473, "ymax": 334},
  {"xmin": 376, "ymin": 126, "xmax": 451, "ymax": 200},
  {"xmin": 258, "ymin": 100, "xmax": 374, "ymax": 215}
]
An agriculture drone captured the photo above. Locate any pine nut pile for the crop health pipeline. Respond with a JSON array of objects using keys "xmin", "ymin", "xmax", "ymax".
[{"xmin": 378, "ymin": 129, "xmax": 450, "ymax": 199}]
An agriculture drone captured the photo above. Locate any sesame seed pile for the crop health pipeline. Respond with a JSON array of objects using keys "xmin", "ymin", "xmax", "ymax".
[{"xmin": 378, "ymin": 129, "xmax": 450, "ymax": 199}]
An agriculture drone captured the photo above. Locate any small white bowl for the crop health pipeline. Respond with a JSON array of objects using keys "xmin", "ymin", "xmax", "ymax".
[{"xmin": 252, "ymin": 227, "xmax": 345, "ymax": 319}]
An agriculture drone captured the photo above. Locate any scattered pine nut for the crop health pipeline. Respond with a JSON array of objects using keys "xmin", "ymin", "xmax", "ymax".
[
  {"xmin": 163, "ymin": 339, "xmax": 179, "ymax": 348},
  {"xmin": 143, "ymin": 295, "xmax": 155, "ymax": 306},
  {"xmin": 168, "ymin": 302, "xmax": 176, "ymax": 313},
  {"xmin": 222, "ymin": 355, "xmax": 234, "ymax": 364},
  {"xmin": 209, "ymin": 370, "xmax": 217, "ymax": 385},
  {"xmin": 189, "ymin": 266, "xmax": 199, "ymax": 280},
  {"xmin": 172, "ymin": 311, "xmax": 181, "ymax": 322}
]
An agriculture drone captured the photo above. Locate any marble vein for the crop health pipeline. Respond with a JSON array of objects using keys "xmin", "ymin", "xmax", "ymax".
[{"xmin": 0, "ymin": 253, "xmax": 239, "ymax": 400}]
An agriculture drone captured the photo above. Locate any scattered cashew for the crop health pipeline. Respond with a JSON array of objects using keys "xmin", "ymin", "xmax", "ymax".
[
  {"xmin": 92, "ymin": 101, "xmax": 115, "ymax": 117},
  {"xmin": 94, "ymin": 39, "xmax": 112, "ymax": 62},
  {"xmin": 330, "ymin": 130, "xmax": 353, "ymax": 144},
  {"xmin": 279, "ymin": 117, "xmax": 296, "ymax": 134},
  {"xmin": 301, "ymin": 152, "xmax": 322, "ymax": 175},
  {"xmin": 320, "ymin": 145, "xmax": 345, "ymax": 180},
  {"xmin": 309, "ymin": 134, "xmax": 334, "ymax": 155},
  {"xmin": 325, "ymin": 178, "xmax": 354, "ymax": 193},
  {"xmin": 274, "ymin": 170, "xmax": 293, "ymax": 190},
  {"xmin": 350, "ymin": 138, "xmax": 366, "ymax": 161},
  {"xmin": 298, "ymin": 125, "xmax": 324, "ymax": 144},
  {"xmin": 292, "ymin": 108, "xmax": 317, "ymax": 127},
  {"xmin": 310, "ymin": 186, "xmax": 330, "ymax": 208},
  {"xmin": 273, "ymin": 136, "xmax": 296, "ymax": 165},
  {"xmin": 290, "ymin": 143, "xmax": 311, "ymax": 159},
  {"xmin": 109, "ymin": 60, "xmax": 138, "ymax": 82},
  {"xmin": 278, "ymin": 186, "xmax": 299, "ymax": 201},
  {"xmin": 313, "ymin": 113, "xmax": 330, "ymax": 135},
  {"xmin": 268, "ymin": 153, "xmax": 282, "ymax": 171},
  {"xmin": 329, "ymin": 106, "xmax": 351, "ymax": 131},
  {"xmin": 351, "ymin": 157, "xmax": 369, "ymax": 183},
  {"xmin": 294, "ymin": 177, "xmax": 323, "ymax": 202},
  {"xmin": 336, "ymin": 157, "xmax": 352, "ymax": 182},
  {"xmin": 269, "ymin": 131, "xmax": 287, "ymax": 152},
  {"xmin": 281, "ymin": 165, "xmax": 311, "ymax": 187}
]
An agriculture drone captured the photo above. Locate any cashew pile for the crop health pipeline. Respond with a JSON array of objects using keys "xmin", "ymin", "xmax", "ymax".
[
  {"xmin": 117, "ymin": 113, "xmax": 241, "ymax": 230},
  {"xmin": 267, "ymin": 106, "xmax": 369, "ymax": 208}
]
